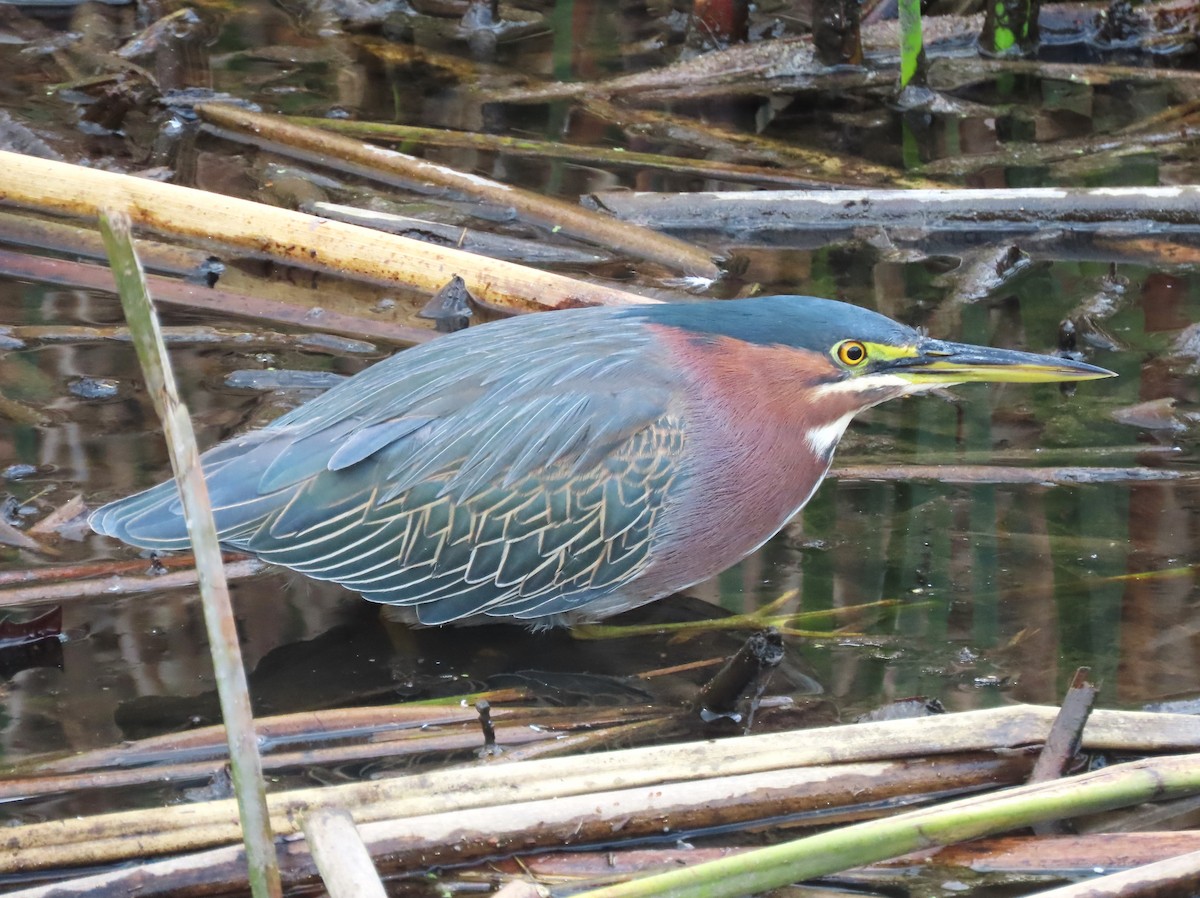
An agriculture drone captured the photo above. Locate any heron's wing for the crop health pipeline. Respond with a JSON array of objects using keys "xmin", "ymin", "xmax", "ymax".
[
  {"xmin": 90, "ymin": 308, "xmax": 688, "ymax": 622},
  {"xmin": 250, "ymin": 308, "xmax": 669, "ymax": 498},
  {"xmin": 253, "ymin": 409, "xmax": 685, "ymax": 624}
]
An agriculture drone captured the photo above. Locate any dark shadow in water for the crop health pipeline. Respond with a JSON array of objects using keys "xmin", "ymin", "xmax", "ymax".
[{"xmin": 114, "ymin": 593, "xmax": 825, "ymax": 740}]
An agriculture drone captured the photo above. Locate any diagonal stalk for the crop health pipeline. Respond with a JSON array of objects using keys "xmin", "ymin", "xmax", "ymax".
[{"xmin": 98, "ymin": 210, "xmax": 282, "ymax": 898}]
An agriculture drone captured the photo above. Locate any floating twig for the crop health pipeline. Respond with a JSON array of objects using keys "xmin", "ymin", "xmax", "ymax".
[
  {"xmin": 195, "ymin": 103, "xmax": 723, "ymax": 281},
  {"xmin": 578, "ymin": 98, "xmax": 930, "ymax": 188},
  {"xmin": 287, "ymin": 117, "xmax": 837, "ymax": 188},
  {"xmin": 0, "ymin": 151, "xmax": 652, "ymax": 314},
  {"xmin": 831, "ymin": 465, "xmax": 1199, "ymax": 485},
  {"xmin": 1030, "ymin": 668, "xmax": 1098, "ymax": 786},
  {"xmin": 0, "ymin": 552, "xmax": 244, "ymax": 588},
  {"xmin": 1031, "ymin": 668, "xmax": 1098, "ymax": 836},
  {"xmin": 27, "ymin": 495, "xmax": 86, "ymax": 538},
  {"xmin": 0, "ymin": 558, "xmax": 264, "ymax": 608},
  {"xmin": 997, "ymin": 846, "xmax": 1200, "ymax": 898},
  {"xmin": 589, "ymin": 185, "xmax": 1200, "ymax": 234},
  {"xmin": 0, "ymin": 247, "xmax": 432, "ymax": 347},
  {"xmin": 0, "ymin": 391, "xmax": 52, "ymax": 427},
  {"xmin": 694, "ymin": 629, "xmax": 784, "ymax": 726}
]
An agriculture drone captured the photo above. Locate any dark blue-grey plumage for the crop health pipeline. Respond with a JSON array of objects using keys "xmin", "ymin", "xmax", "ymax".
[{"xmin": 90, "ymin": 304, "xmax": 690, "ymax": 625}]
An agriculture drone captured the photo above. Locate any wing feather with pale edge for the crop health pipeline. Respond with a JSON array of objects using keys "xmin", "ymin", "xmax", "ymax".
[{"xmin": 88, "ymin": 308, "xmax": 688, "ymax": 623}]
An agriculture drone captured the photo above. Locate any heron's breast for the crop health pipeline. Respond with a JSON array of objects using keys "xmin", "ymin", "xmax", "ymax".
[{"xmin": 637, "ymin": 327, "xmax": 866, "ymax": 590}]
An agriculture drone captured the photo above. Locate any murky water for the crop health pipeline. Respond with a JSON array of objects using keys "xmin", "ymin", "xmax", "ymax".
[
  {"xmin": 3, "ymin": 262, "xmax": 1197, "ymax": 771},
  {"xmin": 0, "ymin": 0, "xmax": 1198, "ymax": 824}
]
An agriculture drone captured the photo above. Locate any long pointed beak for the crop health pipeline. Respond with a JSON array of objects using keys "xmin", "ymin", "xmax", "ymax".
[{"xmin": 890, "ymin": 339, "xmax": 1116, "ymax": 385}]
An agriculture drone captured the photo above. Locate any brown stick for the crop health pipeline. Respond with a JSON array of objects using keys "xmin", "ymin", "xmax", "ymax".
[
  {"xmin": 0, "ymin": 151, "xmax": 653, "ymax": 312},
  {"xmin": 0, "ymin": 723, "xmax": 579, "ymax": 804},
  {"xmin": 0, "ymin": 207, "xmax": 217, "ymax": 278},
  {"xmin": 579, "ymin": 98, "xmax": 929, "ymax": 188},
  {"xmin": 0, "ymin": 558, "xmax": 264, "ymax": 608},
  {"xmin": 1031, "ymin": 668, "xmax": 1098, "ymax": 784},
  {"xmin": 287, "ymin": 117, "xmax": 834, "ymax": 188},
  {"xmin": 0, "ymin": 323, "xmax": 381, "ymax": 352},
  {"xmin": 0, "ymin": 552, "xmax": 244, "ymax": 588},
  {"xmin": 0, "ymin": 247, "xmax": 434, "ymax": 347},
  {"xmin": 19, "ymin": 693, "xmax": 548, "ymax": 771},
  {"xmin": 195, "ymin": 103, "xmax": 723, "ymax": 281},
  {"xmin": 0, "ymin": 391, "xmax": 52, "ymax": 427},
  {"xmin": 27, "ymin": 495, "xmax": 85, "ymax": 538},
  {"xmin": 931, "ymin": 54, "xmax": 1200, "ymax": 88},
  {"xmin": 1029, "ymin": 849, "xmax": 1200, "ymax": 898},
  {"xmin": 1031, "ymin": 668, "xmax": 1099, "ymax": 836}
]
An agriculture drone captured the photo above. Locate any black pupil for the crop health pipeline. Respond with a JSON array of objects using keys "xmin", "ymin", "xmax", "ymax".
[{"xmin": 845, "ymin": 344, "xmax": 863, "ymax": 362}]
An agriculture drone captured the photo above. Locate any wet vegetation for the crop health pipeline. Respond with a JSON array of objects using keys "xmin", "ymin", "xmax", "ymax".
[{"xmin": 0, "ymin": 0, "xmax": 1199, "ymax": 895}]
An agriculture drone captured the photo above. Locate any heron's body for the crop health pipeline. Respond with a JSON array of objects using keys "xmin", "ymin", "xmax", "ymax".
[{"xmin": 90, "ymin": 296, "xmax": 1111, "ymax": 626}]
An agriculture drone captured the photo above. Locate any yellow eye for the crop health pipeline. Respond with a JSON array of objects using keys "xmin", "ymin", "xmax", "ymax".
[{"xmin": 836, "ymin": 340, "xmax": 868, "ymax": 367}]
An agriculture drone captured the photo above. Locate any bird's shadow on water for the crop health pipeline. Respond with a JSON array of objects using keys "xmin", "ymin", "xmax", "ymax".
[{"xmin": 113, "ymin": 592, "xmax": 825, "ymax": 740}]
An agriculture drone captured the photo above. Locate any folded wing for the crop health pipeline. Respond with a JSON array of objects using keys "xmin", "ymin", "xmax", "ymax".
[{"xmin": 90, "ymin": 308, "xmax": 688, "ymax": 623}]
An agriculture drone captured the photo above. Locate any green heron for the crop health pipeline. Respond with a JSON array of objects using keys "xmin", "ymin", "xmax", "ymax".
[{"xmin": 90, "ymin": 296, "xmax": 1112, "ymax": 627}]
